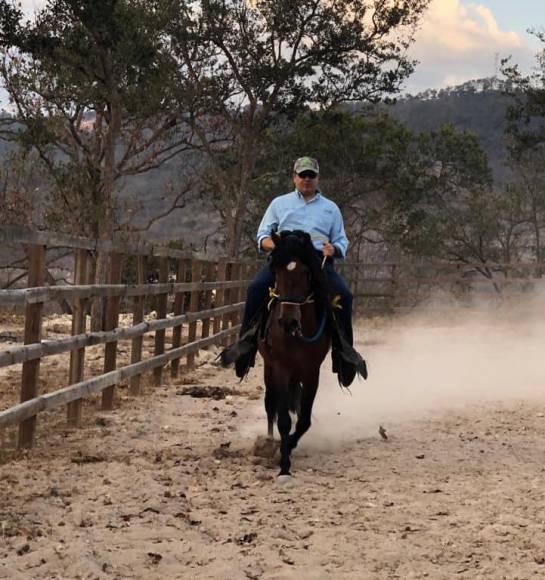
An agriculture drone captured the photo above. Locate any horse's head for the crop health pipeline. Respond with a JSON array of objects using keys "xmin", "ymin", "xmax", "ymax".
[{"xmin": 270, "ymin": 230, "xmax": 327, "ymax": 336}]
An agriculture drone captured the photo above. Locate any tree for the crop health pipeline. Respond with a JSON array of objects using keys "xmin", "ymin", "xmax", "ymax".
[
  {"xmin": 0, "ymin": 0, "xmax": 191, "ymax": 241},
  {"xmin": 0, "ymin": 0, "xmax": 199, "ymax": 327},
  {"xmin": 171, "ymin": 0, "xmax": 431, "ymax": 256},
  {"xmin": 504, "ymin": 150, "xmax": 545, "ymax": 273},
  {"xmin": 380, "ymin": 124, "xmax": 517, "ymax": 286},
  {"xmin": 0, "ymin": 148, "xmax": 43, "ymax": 227},
  {"xmin": 236, "ymin": 112, "xmax": 500, "ymax": 277},
  {"xmin": 239, "ymin": 109, "xmax": 414, "ymax": 260},
  {"xmin": 502, "ymin": 31, "xmax": 545, "ymax": 153},
  {"xmin": 502, "ymin": 31, "xmax": 545, "ymax": 273}
]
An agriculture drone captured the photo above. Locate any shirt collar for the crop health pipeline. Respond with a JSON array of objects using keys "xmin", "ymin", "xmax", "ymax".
[{"xmin": 294, "ymin": 189, "xmax": 321, "ymax": 202}]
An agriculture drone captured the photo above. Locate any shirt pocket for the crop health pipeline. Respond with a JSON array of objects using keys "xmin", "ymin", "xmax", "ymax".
[{"xmin": 315, "ymin": 207, "xmax": 335, "ymax": 234}]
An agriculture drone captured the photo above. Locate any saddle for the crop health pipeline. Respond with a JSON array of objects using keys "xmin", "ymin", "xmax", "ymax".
[{"xmin": 218, "ymin": 302, "xmax": 368, "ymax": 387}]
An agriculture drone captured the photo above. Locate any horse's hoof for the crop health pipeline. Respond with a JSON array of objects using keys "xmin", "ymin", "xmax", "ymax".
[{"xmin": 277, "ymin": 474, "xmax": 292, "ymax": 485}]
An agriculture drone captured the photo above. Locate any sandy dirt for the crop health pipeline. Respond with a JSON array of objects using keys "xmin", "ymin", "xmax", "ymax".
[{"xmin": 2, "ymin": 304, "xmax": 545, "ymax": 579}]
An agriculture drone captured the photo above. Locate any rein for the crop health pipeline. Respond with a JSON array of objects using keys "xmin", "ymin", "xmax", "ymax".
[
  {"xmin": 297, "ymin": 309, "xmax": 327, "ymax": 343},
  {"xmin": 268, "ymin": 288, "xmax": 315, "ymax": 308}
]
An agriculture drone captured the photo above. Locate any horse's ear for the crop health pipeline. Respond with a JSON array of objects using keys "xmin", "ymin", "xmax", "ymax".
[
  {"xmin": 271, "ymin": 231, "xmax": 280, "ymax": 246},
  {"xmin": 302, "ymin": 232, "xmax": 312, "ymax": 245}
]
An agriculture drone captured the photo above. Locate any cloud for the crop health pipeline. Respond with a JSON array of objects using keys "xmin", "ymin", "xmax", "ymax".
[
  {"xmin": 405, "ymin": 0, "xmax": 537, "ymax": 93},
  {"xmin": 6, "ymin": 0, "xmax": 540, "ymax": 96}
]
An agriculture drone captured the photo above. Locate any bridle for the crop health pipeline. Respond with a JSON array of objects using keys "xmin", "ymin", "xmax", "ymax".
[
  {"xmin": 268, "ymin": 277, "xmax": 327, "ymax": 344},
  {"xmin": 267, "ymin": 288, "xmax": 315, "ymax": 310}
]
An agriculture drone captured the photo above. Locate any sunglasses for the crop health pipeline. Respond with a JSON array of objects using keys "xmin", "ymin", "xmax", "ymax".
[{"xmin": 297, "ymin": 171, "xmax": 318, "ymax": 179}]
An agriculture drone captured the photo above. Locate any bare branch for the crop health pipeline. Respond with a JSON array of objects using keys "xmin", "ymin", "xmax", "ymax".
[{"xmin": 122, "ymin": 180, "xmax": 194, "ymax": 233}]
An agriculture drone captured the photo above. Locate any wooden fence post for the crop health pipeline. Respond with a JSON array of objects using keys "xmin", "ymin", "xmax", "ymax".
[
  {"xmin": 213, "ymin": 260, "xmax": 227, "ymax": 339},
  {"xmin": 171, "ymin": 258, "xmax": 189, "ymax": 378},
  {"xmin": 187, "ymin": 259, "xmax": 202, "ymax": 369},
  {"xmin": 221, "ymin": 262, "xmax": 233, "ymax": 346},
  {"xmin": 240, "ymin": 261, "xmax": 251, "ymax": 323},
  {"xmin": 230, "ymin": 262, "xmax": 242, "ymax": 332},
  {"xmin": 67, "ymin": 248, "xmax": 89, "ymax": 425},
  {"xmin": 390, "ymin": 264, "xmax": 398, "ymax": 311},
  {"xmin": 18, "ymin": 244, "xmax": 46, "ymax": 449},
  {"xmin": 153, "ymin": 257, "xmax": 169, "ymax": 386},
  {"xmin": 200, "ymin": 261, "xmax": 215, "ymax": 345},
  {"xmin": 233, "ymin": 262, "xmax": 242, "ymax": 321},
  {"xmin": 101, "ymin": 253, "xmax": 122, "ymax": 410},
  {"xmin": 129, "ymin": 256, "xmax": 147, "ymax": 396}
]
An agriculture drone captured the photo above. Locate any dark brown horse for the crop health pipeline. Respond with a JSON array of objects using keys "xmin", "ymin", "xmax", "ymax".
[{"xmin": 259, "ymin": 230, "xmax": 331, "ymax": 481}]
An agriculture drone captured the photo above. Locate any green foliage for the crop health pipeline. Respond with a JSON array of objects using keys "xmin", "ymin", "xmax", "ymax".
[
  {"xmin": 501, "ymin": 31, "xmax": 545, "ymax": 264},
  {"xmin": 243, "ymin": 109, "xmax": 413, "ymax": 241},
  {"xmin": 3, "ymin": 0, "xmax": 179, "ymax": 115},
  {"xmin": 239, "ymin": 108, "xmax": 498, "ymax": 267},
  {"xmin": 171, "ymin": 0, "xmax": 432, "ymax": 254},
  {"xmin": 0, "ymin": 0, "xmax": 21, "ymax": 45},
  {"xmin": 184, "ymin": 0, "xmax": 430, "ymax": 109},
  {"xmin": 0, "ymin": 149, "xmax": 43, "ymax": 226},
  {"xmin": 503, "ymin": 31, "xmax": 545, "ymax": 156},
  {"xmin": 0, "ymin": 0, "xmax": 186, "ymax": 238},
  {"xmin": 386, "ymin": 125, "xmax": 494, "ymax": 260}
]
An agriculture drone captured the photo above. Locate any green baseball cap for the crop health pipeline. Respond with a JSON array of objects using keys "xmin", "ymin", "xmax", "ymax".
[{"xmin": 293, "ymin": 156, "xmax": 319, "ymax": 175}]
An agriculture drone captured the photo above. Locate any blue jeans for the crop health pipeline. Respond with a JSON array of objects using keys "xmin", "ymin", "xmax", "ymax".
[{"xmin": 241, "ymin": 261, "xmax": 353, "ymax": 345}]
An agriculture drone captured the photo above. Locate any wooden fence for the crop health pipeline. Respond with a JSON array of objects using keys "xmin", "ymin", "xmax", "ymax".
[
  {"xmin": 0, "ymin": 226, "xmax": 257, "ymax": 449},
  {"xmin": 340, "ymin": 259, "xmax": 545, "ymax": 313},
  {"xmin": 5, "ymin": 224, "xmax": 537, "ymax": 450}
]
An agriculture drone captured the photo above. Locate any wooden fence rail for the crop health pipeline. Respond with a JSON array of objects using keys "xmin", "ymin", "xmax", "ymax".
[
  {"xmin": 0, "ymin": 327, "xmax": 238, "ymax": 430},
  {"xmin": 0, "ymin": 226, "xmax": 255, "ymax": 450},
  {"xmin": 0, "ymin": 303, "xmax": 244, "ymax": 368},
  {"xmin": 6, "ymin": 226, "xmax": 537, "ymax": 450},
  {"xmin": 0, "ymin": 280, "xmax": 248, "ymax": 306}
]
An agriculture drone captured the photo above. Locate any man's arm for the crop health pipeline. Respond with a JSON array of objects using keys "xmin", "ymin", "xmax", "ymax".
[
  {"xmin": 256, "ymin": 200, "xmax": 279, "ymax": 252},
  {"xmin": 322, "ymin": 241, "xmax": 341, "ymax": 258},
  {"xmin": 329, "ymin": 205, "xmax": 349, "ymax": 258}
]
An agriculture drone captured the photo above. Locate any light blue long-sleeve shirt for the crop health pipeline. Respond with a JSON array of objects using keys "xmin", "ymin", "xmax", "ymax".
[{"xmin": 257, "ymin": 190, "xmax": 349, "ymax": 257}]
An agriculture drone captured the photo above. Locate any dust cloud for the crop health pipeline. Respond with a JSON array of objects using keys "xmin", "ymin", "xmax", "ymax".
[
  {"xmin": 244, "ymin": 289, "xmax": 545, "ymax": 449},
  {"xmin": 307, "ymin": 291, "xmax": 545, "ymax": 447}
]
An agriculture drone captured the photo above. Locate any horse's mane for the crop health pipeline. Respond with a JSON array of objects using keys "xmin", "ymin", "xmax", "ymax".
[{"xmin": 270, "ymin": 230, "xmax": 328, "ymax": 306}]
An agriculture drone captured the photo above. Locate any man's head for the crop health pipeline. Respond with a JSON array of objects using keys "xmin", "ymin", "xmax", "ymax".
[{"xmin": 293, "ymin": 156, "xmax": 319, "ymax": 198}]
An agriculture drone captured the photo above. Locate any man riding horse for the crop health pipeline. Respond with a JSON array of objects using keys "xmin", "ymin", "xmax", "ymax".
[{"xmin": 224, "ymin": 156, "xmax": 366, "ymax": 386}]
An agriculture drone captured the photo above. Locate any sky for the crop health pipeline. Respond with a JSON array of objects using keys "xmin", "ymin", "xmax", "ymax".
[
  {"xmin": 7, "ymin": 0, "xmax": 545, "ymax": 96},
  {"xmin": 406, "ymin": 0, "xmax": 544, "ymax": 93}
]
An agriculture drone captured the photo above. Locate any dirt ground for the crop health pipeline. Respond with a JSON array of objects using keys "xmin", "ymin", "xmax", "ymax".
[{"xmin": 2, "ymin": 311, "xmax": 545, "ymax": 580}]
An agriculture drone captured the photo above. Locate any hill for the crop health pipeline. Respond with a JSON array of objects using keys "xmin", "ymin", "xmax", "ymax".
[
  {"xmin": 388, "ymin": 78, "xmax": 514, "ymax": 181},
  {"xmin": 0, "ymin": 78, "xmax": 517, "ymax": 252}
]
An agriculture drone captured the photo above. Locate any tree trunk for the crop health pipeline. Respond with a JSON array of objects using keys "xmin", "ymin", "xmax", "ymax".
[
  {"xmin": 90, "ymin": 69, "xmax": 122, "ymax": 330},
  {"xmin": 225, "ymin": 132, "xmax": 256, "ymax": 257},
  {"xmin": 534, "ymin": 220, "xmax": 542, "ymax": 278}
]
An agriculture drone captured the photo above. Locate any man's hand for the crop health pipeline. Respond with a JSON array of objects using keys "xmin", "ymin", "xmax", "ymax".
[
  {"xmin": 261, "ymin": 237, "xmax": 276, "ymax": 252},
  {"xmin": 322, "ymin": 241, "xmax": 336, "ymax": 257}
]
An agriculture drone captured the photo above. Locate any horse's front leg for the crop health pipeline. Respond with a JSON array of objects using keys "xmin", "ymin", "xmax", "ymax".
[
  {"xmin": 264, "ymin": 364, "xmax": 276, "ymax": 439},
  {"xmin": 277, "ymin": 393, "xmax": 292, "ymax": 479},
  {"xmin": 272, "ymin": 368, "xmax": 293, "ymax": 479},
  {"xmin": 289, "ymin": 368, "xmax": 319, "ymax": 452}
]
